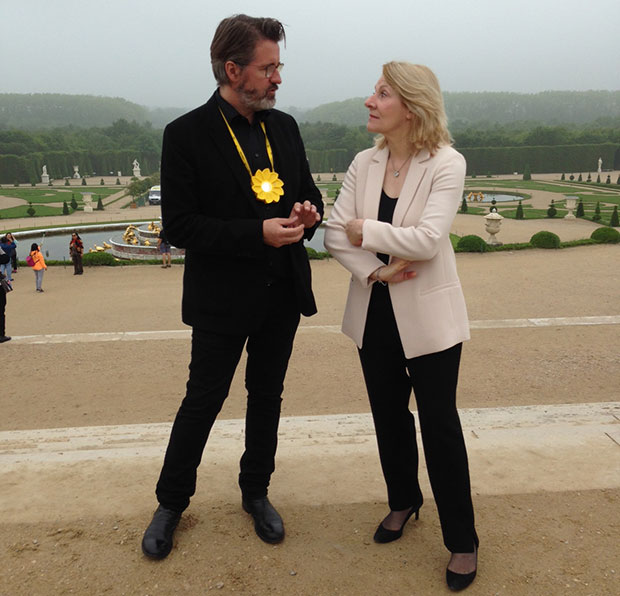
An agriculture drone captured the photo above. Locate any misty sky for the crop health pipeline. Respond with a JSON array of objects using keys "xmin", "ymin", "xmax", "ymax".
[{"xmin": 2, "ymin": 0, "xmax": 619, "ymax": 110}]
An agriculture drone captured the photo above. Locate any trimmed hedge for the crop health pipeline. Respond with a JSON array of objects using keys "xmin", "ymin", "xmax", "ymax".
[
  {"xmin": 458, "ymin": 142, "xmax": 617, "ymax": 175},
  {"xmin": 590, "ymin": 226, "xmax": 620, "ymax": 244},
  {"xmin": 456, "ymin": 234, "xmax": 488, "ymax": 252},
  {"xmin": 530, "ymin": 231, "xmax": 561, "ymax": 248},
  {"xmin": 305, "ymin": 247, "xmax": 331, "ymax": 260},
  {"xmin": 0, "ymin": 149, "xmax": 160, "ymax": 184},
  {"xmin": 82, "ymin": 252, "xmax": 118, "ymax": 266},
  {"xmin": 305, "ymin": 148, "xmax": 353, "ymax": 173}
]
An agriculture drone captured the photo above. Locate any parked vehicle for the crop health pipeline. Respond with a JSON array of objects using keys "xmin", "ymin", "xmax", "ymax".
[{"xmin": 148, "ymin": 185, "xmax": 161, "ymax": 205}]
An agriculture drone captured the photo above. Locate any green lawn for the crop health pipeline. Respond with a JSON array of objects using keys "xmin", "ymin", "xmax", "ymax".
[
  {"xmin": 0, "ymin": 187, "xmax": 120, "ymax": 204},
  {"xmin": 568, "ymin": 194, "xmax": 620, "ymax": 207},
  {"xmin": 0, "ymin": 204, "xmax": 66, "ymax": 218}
]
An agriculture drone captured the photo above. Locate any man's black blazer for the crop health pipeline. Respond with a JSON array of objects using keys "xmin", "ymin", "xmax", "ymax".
[{"xmin": 161, "ymin": 92, "xmax": 324, "ymax": 334}]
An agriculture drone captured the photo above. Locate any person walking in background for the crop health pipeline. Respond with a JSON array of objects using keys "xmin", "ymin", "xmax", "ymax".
[
  {"xmin": 141, "ymin": 14, "xmax": 323, "ymax": 560},
  {"xmin": 0, "ymin": 236, "xmax": 14, "ymax": 283},
  {"xmin": 325, "ymin": 62, "xmax": 478, "ymax": 591},
  {"xmin": 157, "ymin": 228, "xmax": 172, "ymax": 268},
  {"xmin": 69, "ymin": 232, "xmax": 84, "ymax": 275},
  {"xmin": 29, "ymin": 243, "xmax": 46, "ymax": 292},
  {"xmin": 0, "ymin": 247, "xmax": 11, "ymax": 343},
  {"xmin": 5, "ymin": 233, "xmax": 17, "ymax": 274}
]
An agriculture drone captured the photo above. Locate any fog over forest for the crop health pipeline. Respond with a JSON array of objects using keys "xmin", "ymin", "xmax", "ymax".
[{"xmin": 1, "ymin": 90, "xmax": 619, "ymax": 131}]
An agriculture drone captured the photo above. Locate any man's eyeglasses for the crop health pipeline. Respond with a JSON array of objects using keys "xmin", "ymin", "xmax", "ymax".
[
  {"xmin": 237, "ymin": 62, "xmax": 284, "ymax": 78},
  {"xmin": 261, "ymin": 63, "xmax": 284, "ymax": 78}
]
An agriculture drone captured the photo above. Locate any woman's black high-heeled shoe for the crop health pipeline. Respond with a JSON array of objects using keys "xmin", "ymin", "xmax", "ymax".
[
  {"xmin": 446, "ymin": 546, "xmax": 478, "ymax": 591},
  {"xmin": 373, "ymin": 506, "xmax": 420, "ymax": 543}
]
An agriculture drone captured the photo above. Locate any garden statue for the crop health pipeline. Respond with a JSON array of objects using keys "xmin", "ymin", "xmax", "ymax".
[
  {"xmin": 597, "ymin": 157, "xmax": 602, "ymax": 173},
  {"xmin": 41, "ymin": 165, "xmax": 49, "ymax": 185},
  {"xmin": 132, "ymin": 159, "xmax": 141, "ymax": 178}
]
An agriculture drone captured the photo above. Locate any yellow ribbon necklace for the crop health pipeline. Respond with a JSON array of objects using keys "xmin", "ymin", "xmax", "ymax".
[{"xmin": 219, "ymin": 108, "xmax": 284, "ymax": 204}]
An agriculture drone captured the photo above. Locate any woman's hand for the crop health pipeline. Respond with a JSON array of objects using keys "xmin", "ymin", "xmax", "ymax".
[
  {"xmin": 373, "ymin": 257, "xmax": 417, "ymax": 284},
  {"xmin": 345, "ymin": 219, "xmax": 364, "ymax": 246}
]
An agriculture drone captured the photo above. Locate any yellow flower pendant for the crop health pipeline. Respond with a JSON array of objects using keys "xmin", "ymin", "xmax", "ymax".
[{"xmin": 251, "ymin": 168, "xmax": 284, "ymax": 204}]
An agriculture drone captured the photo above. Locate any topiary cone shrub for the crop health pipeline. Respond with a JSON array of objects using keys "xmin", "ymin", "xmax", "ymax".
[
  {"xmin": 546, "ymin": 200, "xmax": 557, "ymax": 218},
  {"xmin": 590, "ymin": 227, "xmax": 620, "ymax": 244},
  {"xmin": 456, "ymin": 235, "xmax": 488, "ymax": 252},
  {"xmin": 515, "ymin": 200, "xmax": 524, "ymax": 220},
  {"xmin": 530, "ymin": 231, "xmax": 560, "ymax": 249},
  {"xmin": 609, "ymin": 206, "xmax": 619, "ymax": 227},
  {"xmin": 460, "ymin": 196, "xmax": 468, "ymax": 213},
  {"xmin": 575, "ymin": 199, "xmax": 585, "ymax": 217}
]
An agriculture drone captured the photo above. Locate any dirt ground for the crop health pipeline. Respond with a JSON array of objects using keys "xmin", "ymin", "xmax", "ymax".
[{"xmin": 1, "ymin": 244, "xmax": 619, "ymax": 595}]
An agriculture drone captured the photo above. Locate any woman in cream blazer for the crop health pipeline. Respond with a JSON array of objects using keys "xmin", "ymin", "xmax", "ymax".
[{"xmin": 324, "ymin": 62, "xmax": 478, "ymax": 592}]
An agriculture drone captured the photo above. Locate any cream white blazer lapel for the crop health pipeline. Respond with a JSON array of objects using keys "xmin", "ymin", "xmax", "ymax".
[
  {"xmin": 362, "ymin": 147, "xmax": 389, "ymax": 220},
  {"xmin": 392, "ymin": 149, "xmax": 430, "ymax": 227}
]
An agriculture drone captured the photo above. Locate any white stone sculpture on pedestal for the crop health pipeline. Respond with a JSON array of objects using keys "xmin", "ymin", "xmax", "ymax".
[
  {"xmin": 132, "ymin": 159, "xmax": 141, "ymax": 178},
  {"xmin": 484, "ymin": 212, "xmax": 504, "ymax": 246},
  {"xmin": 41, "ymin": 165, "xmax": 49, "ymax": 185},
  {"xmin": 82, "ymin": 192, "xmax": 94, "ymax": 213},
  {"xmin": 73, "ymin": 165, "xmax": 81, "ymax": 179}
]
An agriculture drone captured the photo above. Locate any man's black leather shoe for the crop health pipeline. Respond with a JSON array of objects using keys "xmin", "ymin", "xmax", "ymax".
[
  {"xmin": 141, "ymin": 505, "xmax": 182, "ymax": 559},
  {"xmin": 242, "ymin": 497, "xmax": 284, "ymax": 544}
]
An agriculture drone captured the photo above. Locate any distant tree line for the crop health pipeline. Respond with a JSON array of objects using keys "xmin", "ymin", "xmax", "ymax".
[
  {"xmin": 299, "ymin": 120, "xmax": 620, "ymax": 173},
  {"xmin": 1, "ymin": 113, "xmax": 619, "ymax": 183},
  {"xmin": 454, "ymin": 120, "xmax": 620, "ymax": 147}
]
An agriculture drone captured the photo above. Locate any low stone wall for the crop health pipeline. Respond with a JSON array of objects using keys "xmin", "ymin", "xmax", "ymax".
[{"xmin": 109, "ymin": 239, "xmax": 184, "ymax": 261}]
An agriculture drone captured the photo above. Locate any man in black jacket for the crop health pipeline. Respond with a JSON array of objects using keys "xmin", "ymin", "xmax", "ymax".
[{"xmin": 142, "ymin": 14, "xmax": 323, "ymax": 559}]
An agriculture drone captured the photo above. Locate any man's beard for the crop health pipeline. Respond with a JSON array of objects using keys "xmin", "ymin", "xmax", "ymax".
[{"xmin": 238, "ymin": 83, "xmax": 277, "ymax": 112}]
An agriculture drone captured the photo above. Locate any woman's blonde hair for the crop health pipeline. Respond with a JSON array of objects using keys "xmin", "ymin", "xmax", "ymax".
[{"xmin": 375, "ymin": 62, "xmax": 452, "ymax": 155}]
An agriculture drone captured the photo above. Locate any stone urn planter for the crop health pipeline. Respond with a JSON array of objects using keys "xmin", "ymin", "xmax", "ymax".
[
  {"xmin": 484, "ymin": 212, "xmax": 504, "ymax": 246},
  {"xmin": 564, "ymin": 196, "xmax": 578, "ymax": 219}
]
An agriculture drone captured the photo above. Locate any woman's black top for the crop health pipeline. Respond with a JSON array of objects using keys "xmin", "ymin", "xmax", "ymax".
[{"xmin": 376, "ymin": 190, "xmax": 398, "ymax": 264}]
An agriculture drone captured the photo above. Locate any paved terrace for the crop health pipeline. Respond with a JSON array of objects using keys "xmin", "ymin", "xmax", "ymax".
[{"xmin": 0, "ymin": 224, "xmax": 618, "ymax": 593}]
